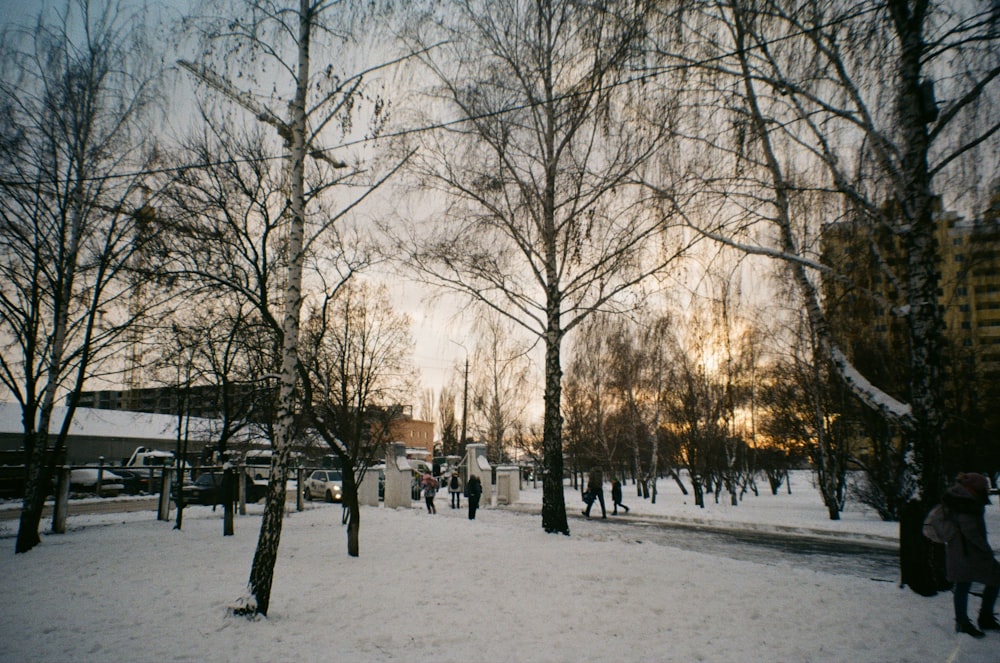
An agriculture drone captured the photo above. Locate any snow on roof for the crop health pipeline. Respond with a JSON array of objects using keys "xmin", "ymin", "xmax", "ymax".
[{"xmin": 0, "ymin": 402, "xmax": 218, "ymax": 443}]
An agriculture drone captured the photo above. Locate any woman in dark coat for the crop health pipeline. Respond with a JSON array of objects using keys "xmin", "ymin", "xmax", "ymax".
[
  {"xmin": 942, "ymin": 472, "xmax": 1000, "ymax": 638},
  {"xmin": 466, "ymin": 474, "xmax": 482, "ymax": 520},
  {"xmin": 611, "ymin": 478, "xmax": 629, "ymax": 515}
]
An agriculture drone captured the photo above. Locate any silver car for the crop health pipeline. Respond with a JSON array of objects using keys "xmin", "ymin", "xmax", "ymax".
[{"xmin": 303, "ymin": 469, "xmax": 343, "ymax": 503}]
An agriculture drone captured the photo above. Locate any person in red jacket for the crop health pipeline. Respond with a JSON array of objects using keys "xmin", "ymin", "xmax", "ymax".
[{"xmin": 942, "ymin": 472, "xmax": 1000, "ymax": 638}]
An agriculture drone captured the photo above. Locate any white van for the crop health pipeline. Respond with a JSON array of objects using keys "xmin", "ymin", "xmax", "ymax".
[{"xmin": 243, "ymin": 449, "xmax": 273, "ymax": 480}]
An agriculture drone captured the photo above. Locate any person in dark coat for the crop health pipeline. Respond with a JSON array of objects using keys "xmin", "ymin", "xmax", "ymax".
[
  {"xmin": 466, "ymin": 474, "xmax": 482, "ymax": 520},
  {"xmin": 941, "ymin": 472, "xmax": 1000, "ymax": 638},
  {"xmin": 611, "ymin": 478, "xmax": 629, "ymax": 515},
  {"xmin": 582, "ymin": 468, "xmax": 605, "ymax": 518},
  {"xmin": 448, "ymin": 471, "xmax": 462, "ymax": 509}
]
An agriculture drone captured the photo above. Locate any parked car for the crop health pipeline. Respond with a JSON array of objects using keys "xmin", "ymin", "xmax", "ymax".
[
  {"xmin": 69, "ymin": 468, "xmax": 125, "ymax": 497},
  {"xmin": 110, "ymin": 468, "xmax": 151, "ymax": 495},
  {"xmin": 303, "ymin": 469, "xmax": 343, "ymax": 503},
  {"xmin": 173, "ymin": 471, "xmax": 267, "ymax": 507}
]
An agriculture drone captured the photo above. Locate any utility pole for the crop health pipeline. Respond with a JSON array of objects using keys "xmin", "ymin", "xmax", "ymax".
[{"xmin": 460, "ymin": 354, "xmax": 469, "ymax": 450}]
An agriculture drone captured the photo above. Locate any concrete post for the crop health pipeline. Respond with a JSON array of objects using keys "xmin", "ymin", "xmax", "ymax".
[
  {"xmin": 157, "ymin": 468, "xmax": 173, "ymax": 521},
  {"xmin": 96, "ymin": 457, "xmax": 104, "ymax": 498},
  {"xmin": 238, "ymin": 465, "xmax": 247, "ymax": 515},
  {"xmin": 356, "ymin": 467, "xmax": 379, "ymax": 506},
  {"xmin": 495, "ymin": 465, "xmax": 520, "ymax": 505},
  {"xmin": 464, "ymin": 443, "xmax": 492, "ymax": 507},
  {"xmin": 52, "ymin": 466, "xmax": 70, "ymax": 534},
  {"xmin": 383, "ymin": 442, "xmax": 413, "ymax": 509}
]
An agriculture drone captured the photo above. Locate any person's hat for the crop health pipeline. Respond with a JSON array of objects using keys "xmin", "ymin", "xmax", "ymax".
[{"xmin": 958, "ymin": 472, "xmax": 992, "ymax": 503}]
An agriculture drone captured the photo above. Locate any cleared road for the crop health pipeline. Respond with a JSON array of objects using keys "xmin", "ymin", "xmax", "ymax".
[{"xmin": 506, "ymin": 507, "xmax": 901, "ymax": 584}]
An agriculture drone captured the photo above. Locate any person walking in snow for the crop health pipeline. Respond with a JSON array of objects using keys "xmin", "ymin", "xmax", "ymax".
[
  {"xmin": 448, "ymin": 471, "xmax": 462, "ymax": 509},
  {"xmin": 611, "ymin": 477, "xmax": 629, "ymax": 515},
  {"xmin": 941, "ymin": 472, "xmax": 1000, "ymax": 638},
  {"xmin": 465, "ymin": 473, "xmax": 482, "ymax": 520},
  {"xmin": 421, "ymin": 472, "xmax": 437, "ymax": 514},
  {"xmin": 582, "ymin": 467, "xmax": 606, "ymax": 519}
]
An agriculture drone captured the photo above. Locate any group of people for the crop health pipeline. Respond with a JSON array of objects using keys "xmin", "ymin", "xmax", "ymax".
[
  {"xmin": 582, "ymin": 468, "xmax": 629, "ymax": 518},
  {"xmin": 421, "ymin": 470, "xmax": 482, "ymax": 520}
]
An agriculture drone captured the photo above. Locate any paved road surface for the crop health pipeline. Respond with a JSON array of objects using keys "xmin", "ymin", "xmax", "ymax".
[{"xmin": 563, "ymin": 511, "xmax": 900, "ymax": 583}]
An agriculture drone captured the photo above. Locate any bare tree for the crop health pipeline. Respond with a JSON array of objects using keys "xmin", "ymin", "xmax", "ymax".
[
  {"xmin": 176, "ymin": 0, "xmax": 416, "ymax": 614},
  {"xmin": 468, "ymin": 310, "xmax": 534, "ymax": 463},
  {"xmin": 300, "ymin": 280, "xmax": 416, "ymax": 556},
  {"xmin": 436, "ymin": 385, "xmax": 460, "ymax": 457},
  {"xmin": 655, "ymin": 0, "xmax": 1000, "ymax": 594},
  {"xmin": 399, "ymin": 0, "xmax": 686, "ymax": 534},
  {"xmin": 147, "ymin": 297, "xmax": 276, "ymax": 535},
  {"xmin": 564, "ymin": 315, "xmax": 620, "ymax": 476},
  {"xmin": 417, "ymin": 388, "xmax": 436, "ymax": 424},
  {"xmin": 760, "ymin": 311, "xmax": 852, "ymax": 520},
  {"xmin": 0, "ymin": 0, "xmax": 162, "ymax": 553}
]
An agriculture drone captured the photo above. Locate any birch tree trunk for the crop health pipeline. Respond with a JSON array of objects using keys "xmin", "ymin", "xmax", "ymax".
[
  {"xmin": 887, "ymin": 0, "xmax": 946, "ymax": 595},
  {"xmin": 236, "ymin": 0, "xmax": 312, "ymax": 618}
]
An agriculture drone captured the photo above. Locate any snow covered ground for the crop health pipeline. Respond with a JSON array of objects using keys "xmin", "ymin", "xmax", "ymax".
[{"xmin": 1, "ymin": 472, "xmax": 998, "ymax": 662}]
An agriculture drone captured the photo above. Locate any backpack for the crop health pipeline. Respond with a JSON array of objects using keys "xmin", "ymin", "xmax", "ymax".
[{"xmin": 922, "ymin": 504, "xmax": 958, "ymax": 544}]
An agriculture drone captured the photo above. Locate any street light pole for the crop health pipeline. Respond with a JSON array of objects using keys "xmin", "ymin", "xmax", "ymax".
[
  {"xmin": 450, "ymin": 339, "xmax": 469, "ymax": 453},
  {"xmin": 460, "ymin": 353, "xmax": 468, "ymax": 450}
]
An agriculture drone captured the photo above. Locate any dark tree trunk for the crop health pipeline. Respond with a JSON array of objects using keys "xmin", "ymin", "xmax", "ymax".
[
  {"xmin": 16, "ymin": 431, "xmax": 48, "ymax": 553},
  {"xmin": 223, "ymin": 467, "xmax": 236, "ymax": 536},
  {"xmin": 541, "ymin": 315, "xmax": 568, "ymax": 535},
  {"xmin": 343, "ymin": 470, "xmax": 360, "ymax": 557},
  {"xmin": 887, "ymin": 0, "xmax": 946, "ymax": 595},
  {"xmin": 346, "ymin": 499, "xmax": 360, "ymax": 557}
]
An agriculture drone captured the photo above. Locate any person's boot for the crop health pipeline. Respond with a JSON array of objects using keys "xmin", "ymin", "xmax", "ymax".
[
  {"xmin": 978, "ymin": 613, "xmax": 1000, "ymax": 631},
  {"xmin": 957, "ymin": 619, "xmax": 985, "ymax": 638}
]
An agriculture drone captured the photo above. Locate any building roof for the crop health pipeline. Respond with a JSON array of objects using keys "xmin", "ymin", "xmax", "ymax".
[{"xmin": 0, "ymin": 402, "xmax": 218, "ymax": 443}]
